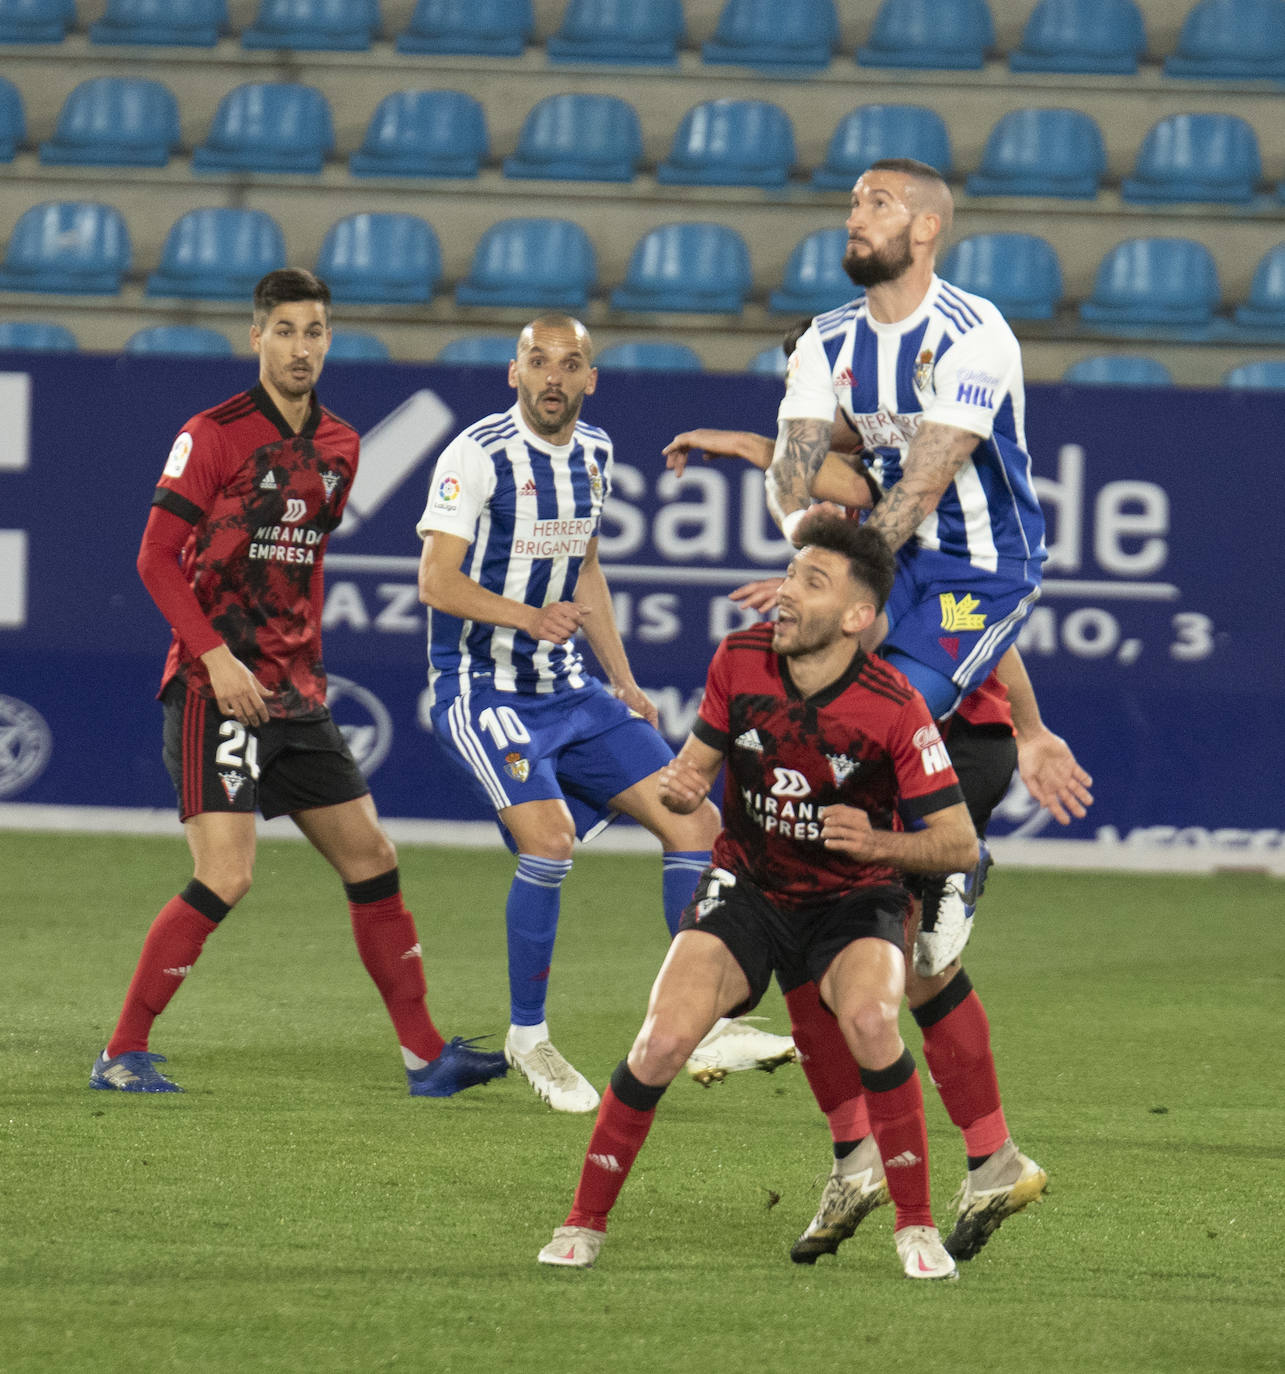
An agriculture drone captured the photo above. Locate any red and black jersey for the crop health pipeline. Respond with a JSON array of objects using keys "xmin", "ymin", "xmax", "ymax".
[
  {"xmin": 149, "ymin": 384, "xmax": 359, "ymax": 718},
  {"xmin": 952, "ymin": 669, "xmax": 1014, "ymax": 732},
  {"xmin": 694, "ymin": 622, "xmax": 965, "ymax": 908}
]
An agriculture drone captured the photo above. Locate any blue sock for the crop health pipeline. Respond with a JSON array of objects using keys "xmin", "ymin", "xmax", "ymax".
[
  {"xmin": 506, "ymin": 855, "xmax": 572, "ymax": 1026},
  {"xmin": 661, "ymin": 850, "xmax": 710, "ymax": 938}
]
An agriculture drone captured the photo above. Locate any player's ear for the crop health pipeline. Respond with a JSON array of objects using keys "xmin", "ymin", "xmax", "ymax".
[
  {"xmin": 508, "ymin": 359, "xmax": 519, "ymax": 390},
  {"xmin": 583, "ymin": 365, "xmax": 598, "ymax": 396},
  {"xmin": 249, "ymin": 324, "xmax": 262, "ymax": 356}
]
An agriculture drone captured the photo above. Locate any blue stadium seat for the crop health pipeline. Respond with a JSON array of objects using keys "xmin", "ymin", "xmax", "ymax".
[
  {"xmin": 145, "ymin": 208, "xmax": 286, "ymax": 300},
  {"xmin": 1164, "ymin": 0, "xmax": 1285, "ymax": 79},
  {"xmin": 435, "ymin": 335, "xmax": 516, "ymax": 364},
  {"xmin": 940, "ymin": 233, "xmax": 1063, "ymax": 320},
  {"xmin": 504, "ymin": 94, "xmax": 642, "ymax": 182},
  {"xmin": 0, "ymin": 202, "xmax": 131, "ymax": 294},
  {"xmin": 1079, "ymin": 238, "xmax": 1221, "ymax": 332},
  {"xmin": 192, "ymin": 83, "xmax": 333, "ymax": 175},
  {"xmin": 1062, "ymin": 355, "xmax": 1174, "ymax": 386},
  {"xmin": 316, "ymin": 213, "xmax": 442, "ymax": 305},
  {"xmin": 1222, "ymin": 360, "xmax": 1285, "ymax": 388},
  {"xmin": 1009, "ymin": 0, "xmax": 1146, "ymax": 74},
  {"xmin": 657, "ymin": 99, "xmax": 795, "ymax": 188},
  {"xmin": 965, "ymin": 108, "xmax": 1105, "ymax": 199},
  {"xmin": 811, "ymin": 105, "xmax": 952, "ymax": 190},
  {"xmin": 1121, "ymin": 113, "xmax": 1262, "ymax": 205},
  {"xmin": 702, "ymin": 0, "xmax": 839, "ymax": 71},
  {"xmin": 90, "ymin": 0, "xmax": 227, "ymax": 46},
  {"xmin": 243, "ymin": 0, "xmax": 377, "ymax": 49},
  {"xmin": 0, "ymin": 77, "xmax": 26, "ymax": 161},
  {"xmin": 769, "ymin": 228, "xmax": 858, "ymax": 315},
  {"xmin": 455, "ymin": 218, "xmax": 596, "ymax": 309},
  {"xmin": 747, "ymin": 344, "xmax": 788, "ymax": 375},
  {"xmin": 326, "ymin": 330, "xmax": 392, "ymax": 362},
  {"xmin": 858, "ymin": 0, "xmax": 994, "ymax": 69},
  {"xmin": 0, "ymin": 0, "xmax": 75, "ymax": 42},
  {"xmin": 547, "ymin": 0, "xmax": 684, "ymax": 65},
  {"xmin": 0, "ymin": 321, "xmax": 78, "ymax": 351},
  {"xmin": 125, "ymin": 325, "xmax": 234, "ymax": 356},
  {"xmin": 39, "ymin": 78, "xmax": 180, "ymax": 168},
  {"xmin": 595, "ymin": 341, "xmax": 703, "ymax": 370},
  {"xmin": 1232, "ymin": 244, "xmax": 1285, "ymax": 331},
  {"xmin": 611, "ymin": 223, "xmax": 752, "ymax": 314},
  {"xmin": 350, "ymin": 90, "xmax": 488, "ymax": 178},
  {"xmin": 396, "ymin": 0, "xmax": 532, "ymax": 55}
]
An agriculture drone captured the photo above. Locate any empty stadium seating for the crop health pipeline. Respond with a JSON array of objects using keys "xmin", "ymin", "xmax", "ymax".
[
  {"xmin": 595, "ymin": 341, "xmax": 703, "ymax": 370},
  {"xmin": 192, "ymin": 83, "xmax": 334, "ymax": 175},
  {"xmin": 396, "ymin": 0, "xmax": 532, "ymax": 56},
  {"xmin": 811, "ymin": 105, "xmax": 952, "ymax": 190},
  {"xmin": 0, "ymin": 202, "xmax": 131, "ymax": 294},
  {"xmin": 965, "ymin": 108, "xmax": 1106, "ymax": 199},
  {"xmin": 89, "ymin": 0, "xmax": 227, "ymax": 46},
  {"xmin": 1233, "ymin": 243, "xmax": 1285, "ymax": 332},
  {"xmin": 857, "ymin": 0, "xmax": 994, "ymax": 70},
  {"xmin": 746, "ymin": 344, "xmax": 788, "ymax": 375},
  {"xmin": 701, "ymin": 0, "xmax": 839, "ymax": 71},
  {"xmin": 326, "ymin": 330, "xmax": 392, "ymax": 361},
  {"xmin": 0, "ymin": 0, "xmax": 75, "ymax": 43},
  {"xmin": 1164, "ymin": 0, "xmax": 1285, "ymax": 80},
  {"xmin": 1121, "ymin": 113, "xmax": 1262, "ymax": 204},
  {"xmin": 504, "ymin": 94, "xmax": 643, "ymax": 182},
  {"xmin": 349, "ymin": 90, "xmax": 488, "ymax": 178},
  {"xmin": 940, "ymin": 233, "xmax": 1063, "ymax": 320},
  {"xmin": 546, "ymin": 0, "xmax": 684, "ymax": 65},
  {"xmin": 769, "ymin": 228, "xmax": 856, "ymax": 316},
  {"xmin": 39, "ymin": 78, "xmax": 180, "ymax": 168},
  {"xmin": 455, "ymin": 218, "xmax": 597, "ymax": 309},
  {"xmin": 1222, "ymin": 359, "xmax": 1285, "ymax": 387},
  {"xmin": 1009, "ymin": 0, "xmax": 1147, "ymax": 74},
  {"xmin": 0, "ymin": 78, "xmax": 25, "ymax": 162},
  {"xmin": 242, "ymin": 0, "xmax": 378, "ymax": 50},
  {"xmin": 145, "ymin": 207, "xmax": 286, "ymax": 299},
  {"xmin": 1062, "ymin": 354, "xmax": 1174, "ymax": 385},
  {"xmin": 0, "ymin": 320, "xmax": 78, "ymax": 351},
  {"xmin": 435, "ymin": 335, "xmax": 517, "ymax": 364},
  {"xmin": 1079, "ymin": 237, "xmax": 1222, "ymax": 332},
  {"xmin": 657, "ymin": 99, "xmax": 795, "ymax": 189},
  {"xmin": 124, "ymin": 325, "xmax": 234, "ymax": 355},
  {"xmin": 316, "ymin": 213, "xmax": 442, "ymax": 304},
  {"xmin": 611, "ymin": 223, "xmax": 752, "ymax": 313}
]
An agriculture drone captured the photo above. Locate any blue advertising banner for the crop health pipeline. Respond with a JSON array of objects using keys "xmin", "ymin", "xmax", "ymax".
[{"xmin": 0, "ymin": 352, "xmax": 1281, "ymax": 871}]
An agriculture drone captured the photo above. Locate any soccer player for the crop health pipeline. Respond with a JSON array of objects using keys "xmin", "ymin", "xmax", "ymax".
[
  {"xmin": 90, "ymin": 269, "xmax": 507, "ymax": 1099},
  {"xmin": 537, "ymin": 515, "xmax": 978, "ymax": 1279},
  {"xmin": 416, "ymin": 314, "xmax": 793, "ymax": 1114}
]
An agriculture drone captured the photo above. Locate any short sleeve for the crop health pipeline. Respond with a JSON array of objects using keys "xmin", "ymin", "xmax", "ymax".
[
  {"xmin": 416, "ymin": 433, "xmax": 494, "ymax": 540},
  {"xmin": 692, "ymin": 637, "xmax": 733, "ymax": 751},
  {"xmin": 151, "ymin": 414, "xmax": 227, "ymax": 522},
  {"xmin": 776, "ymin": 323, "xmax": 839, "ymax": 424},
  {"xmin": 921, "ymin": 312, "xmax": 1023, "ymax": 441},
  {"xmin": 889, "ymin": 701, "xmax": 965, "ymax": 820}
]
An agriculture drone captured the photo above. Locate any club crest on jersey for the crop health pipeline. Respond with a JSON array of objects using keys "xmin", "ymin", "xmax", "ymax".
[
  {"xmin": 586, "ymin": 459, "xmax": 603, "ymax": 500},
  {"xmin": 219, "ymin": 771, "xmax": 246, "ymax": 802},
  {"xmin": 503, "ymin": 751, "xmax": 530, "ymax": 782},
  {"xmin": 321, "ymin": 471, "xmax": 341, "ymax": 501},
  {"xmin": 914, "ymin": 349, "xmax": 935, "ymax": 392},
  {"xmin": 939, "ymin": 592, "xmax": 987, "ymax": 632},
  {"xmin": 826, "ymin": 753, "xmax": 858, "ymax": 785}
]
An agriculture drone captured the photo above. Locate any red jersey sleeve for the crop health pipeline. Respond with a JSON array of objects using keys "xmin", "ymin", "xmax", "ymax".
[
  {"xmin": 889, "ymin": 697, "xmax": 966, "ymax": 821},
  {"xmin": 692, "ymin": 636, "xmax": 733, "ymax": 751}
]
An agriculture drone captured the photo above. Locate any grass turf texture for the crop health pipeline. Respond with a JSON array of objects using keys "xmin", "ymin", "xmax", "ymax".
[{"xmin": 2, "ymin": 832, "xmax": 1281, "ymax": 1373}]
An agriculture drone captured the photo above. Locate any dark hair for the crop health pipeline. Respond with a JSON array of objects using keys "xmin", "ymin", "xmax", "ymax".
[
  {"xmin": 793, "ymin": 513, "xmax": 895, "ymax": 612},
  {"xmin": 253, "ymin": 268, "xmax": 331, "ymax": 325},
  {"xmin": 781, "ymin": 317, "xmax": 814, "ymax": 361},
  {"xmin": 866, "ymin": 156, "xmax": 946, "ymax": 184}
]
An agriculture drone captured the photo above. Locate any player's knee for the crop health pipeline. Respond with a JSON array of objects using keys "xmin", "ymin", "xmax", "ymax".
[
  {"xmin": 194, "ymin": 864, "xmax": 252, "ymax": 907},
  {"xmin": 630, "ymin": 1020, "xmax": 693, "ymax": 1084},
  {"xmin": 525, "ymin": 822, "xmax": 575, "ymax": 862},
  {"xmin": 839, "ymin": 997, "xmax": 900, "ymax": 1061}
]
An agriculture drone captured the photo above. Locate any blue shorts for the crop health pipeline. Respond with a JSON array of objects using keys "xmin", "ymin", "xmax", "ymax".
[
  {"xmin": 883, "ymin": 546, "xmax": 1040, "ymax": 715},
  {"xmin": 430, "ymin": 679, "xmax": 675, "ymax": 846}
]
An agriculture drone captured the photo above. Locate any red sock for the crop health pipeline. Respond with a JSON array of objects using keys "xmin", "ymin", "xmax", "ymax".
[
  {"xmin": 785, "ymin": 982, "xmax": 867, "ymax": 1131},
  {"xmin": 349, "ymin": 891, "xmax": 446, "ymax": 1063},
  {"xmin": 916, "ymin": 977, "xmax": 1010, "ymax": 1159},
  {"xmin": 107, "ymin": 894, "xmax": 218, "ymax": 1056},
  {"xmin": 861, "ymin": 1052, "xmax": 934, "ymax": 1231},
  {"xmin": 565, "ymin": 1085, "xmax": 658, "ymax": 1232}
]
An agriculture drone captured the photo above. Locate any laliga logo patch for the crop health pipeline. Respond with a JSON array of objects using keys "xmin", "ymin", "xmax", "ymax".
[
  {"xmin": 0, "ymin": 694, "xmax": 53, "ymax": 798},
  {"xmin": 326, "ymin": 674, "xmax": 393, "ymax": 778},
  {"xmin": 503, "ymin": 751, "xmax": 530, "ymax": 782},
  {"xmin": 163, "ymin": 432, "xmax": 193, "ymax": 479},
  {"xmin": 430, "ymin": 473, "xmax": 462, "ymax": 515}
]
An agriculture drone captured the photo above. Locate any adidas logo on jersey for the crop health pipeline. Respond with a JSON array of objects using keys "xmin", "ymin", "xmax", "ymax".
[
  {"xmin": 588, "ymin": 1153, "xmax": 623, "ymax": 1173},
  {"xmin": 884, "ymin": 1151, "xmax": 923, "ymax": 1169},
  {"xmin": 163, "ymin": 965, "xmax": 193, "ymax": 979},
  {"xmin": 259, "ymin": 471, "xmax": 278, "ymax": 490},
  {"xmin": 834, "ymin": 366, "xmax": 856, "ymax": 391},
  {"xmin": 520, "ymin": 478, "xmax": 538, "ymax": 497},
  {"xmin": 734, "ymin": 729, "xmax": 764, "ymax": 753}
]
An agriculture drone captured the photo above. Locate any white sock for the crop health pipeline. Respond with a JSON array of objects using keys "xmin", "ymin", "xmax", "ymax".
[{"xmin": 508, "ymin": 1021, "xmax": 549, "ymax": 1055}]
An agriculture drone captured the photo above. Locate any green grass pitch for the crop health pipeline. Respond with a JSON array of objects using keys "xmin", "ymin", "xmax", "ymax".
[{"xmin": 2, "ymin": 832, "xmax": 1281, "ymax": 1373}]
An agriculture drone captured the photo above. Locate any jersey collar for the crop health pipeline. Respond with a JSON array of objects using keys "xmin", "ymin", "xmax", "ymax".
[
  {"xmin": 251, "ymin": 383, "xmax": 322, "ymax": 440},
  {"xmin": 779, "ymin": 645, "xmax": 867, "ymax": 707}
]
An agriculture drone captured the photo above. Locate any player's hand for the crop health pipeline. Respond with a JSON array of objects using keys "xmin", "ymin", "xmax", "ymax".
[
  {"xmin": 663, "ymin": 429, "xmax": 773, "ymax": 478},
  {"xmin": 658, "ymin": 757, "xmax": 712, "ymax": 814},
  {"xmin": 202, "ymin": 645, "xmax": 273, "ymax": 727},
  {"xmin": 613, "ymin": 680, "xmax": 659, "ymax": 728},
  {"xmin": 820, "ymin": 804, "xmax": 876, "ymax": 857},
  {"xmin": 1017, "ymin": 728, "xmax": 1094, "ymax": 825},
  {"xmin": 529, "ymin": 601, "xmax": 590, "ymax": 644},
  {"xmin": 729, "ymin": 577, "xmax": 784, "ymax": 614}
]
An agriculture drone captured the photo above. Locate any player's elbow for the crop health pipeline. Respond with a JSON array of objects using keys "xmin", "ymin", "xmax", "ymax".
[{"xmin": 945, "ymin": 825, "xmax": 980, "ymax": 874}]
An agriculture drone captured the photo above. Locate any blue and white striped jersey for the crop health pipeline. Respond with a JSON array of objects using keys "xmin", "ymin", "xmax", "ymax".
[
  {"xmin": 778, "ymin": 275, "xmax": 1046, "ymax": 580},
  {"xmin": 416, "ymin": 403, "xmax": 612, "ymax": 707}
]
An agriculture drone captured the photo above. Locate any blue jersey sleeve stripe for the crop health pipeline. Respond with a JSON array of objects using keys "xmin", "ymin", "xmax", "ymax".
[{"xmin": 938, "ymin": 283, "xmax": 984, "ymax": 328}]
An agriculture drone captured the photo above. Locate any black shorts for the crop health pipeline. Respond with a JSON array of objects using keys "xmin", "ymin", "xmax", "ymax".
[
  {"xmin": 944, "ymin": 718, "xmax": 1018, "ymax": 837},
  {"xmin": 161, "ymin": 681, "xmax": 370, "ymax": 822},
  {"xmin": 677, "ymin": 866, "xmax": 910, "ymax": 1016}
]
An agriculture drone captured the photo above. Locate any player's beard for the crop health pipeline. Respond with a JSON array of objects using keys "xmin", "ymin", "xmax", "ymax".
[
  {"xmin": 844, "ymin": 226, "xmax": 913, "ymax": 289},
  {"xmin": 519, "ymin": 382, "xmax": 581, "ymax": 437},
  {"xmin": 772, "ymin": 608, "xmax": 843, "ymax": 658}
]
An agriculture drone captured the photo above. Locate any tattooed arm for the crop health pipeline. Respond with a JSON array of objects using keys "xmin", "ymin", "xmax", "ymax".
[
  {"xmin": 765, "ymin": 416, "xmax": 834, "ymax": 539},
  {"xmin": 863, "ymin": 421, "xmax": 980, "ymax": 553}
]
